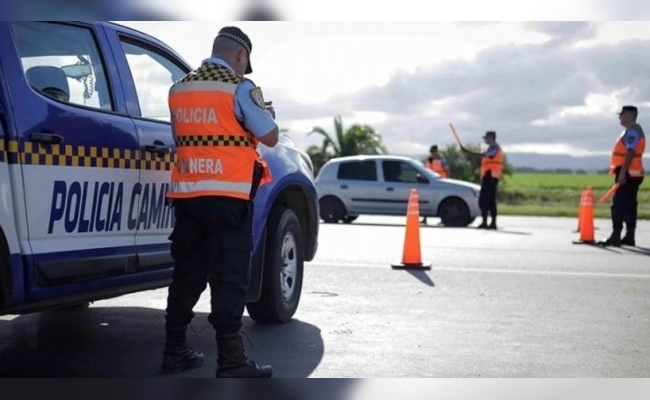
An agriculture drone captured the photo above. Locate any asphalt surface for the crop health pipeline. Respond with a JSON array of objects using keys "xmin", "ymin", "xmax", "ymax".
[{"xmin": 0, "ymin": 215, "xmax": 648, "ymax": 378}]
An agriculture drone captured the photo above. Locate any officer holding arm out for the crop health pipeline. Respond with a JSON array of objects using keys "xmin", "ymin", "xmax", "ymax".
[
  {"xmin": 461, "ymin": 131, "xmax": 504, "ymax": 230},
  {"xmin": 162, "ymin": 26, "xmax": 278, "ymax": 378}
]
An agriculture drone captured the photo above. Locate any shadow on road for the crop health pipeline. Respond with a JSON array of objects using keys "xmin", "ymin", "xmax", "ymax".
[
  {"xmin": 490, "ymin": 229, "xmax": 532, "ymax": 235},
  {"xmin": 571, "ymin": 242, "xmax": 623, "ymax": 254},
  {"xmin": 621, "ymin": 245, "xmax": 650, "ymax": 257},
  {"xmin": 1, "ymin": 379, "xmax": 361, "ymax": 400},
  {"xmin": 0, "ymin": 306, "xmax": 324, "ymax": 378},
  {"xmin": 406, "ymin": 270, "xmax": 435, "ymax": 287}
]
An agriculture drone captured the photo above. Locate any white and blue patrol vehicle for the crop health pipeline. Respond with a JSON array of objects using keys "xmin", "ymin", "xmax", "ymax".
[{"xmin": 0, "ymin": 21, "xmax": 319, "ymax": 323}]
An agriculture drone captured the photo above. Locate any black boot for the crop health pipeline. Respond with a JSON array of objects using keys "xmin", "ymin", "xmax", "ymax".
[
  {"xmin": 599, "ymin": 230, "xmax": 621, "ymax": 247},
  {"xmin": 161, "ymin": 326, "xmax": 205, "ymax": 374},
  {"xmin": 621, "ymin": 228, "xmax": 636, "ymax": 246},
  {"xmin": 216, "ymin": 332, "xmax": 273, "ymax": 378},
  {"xmin": 488, "ymin": 218, "xmax": 497, "ymax": 230}
]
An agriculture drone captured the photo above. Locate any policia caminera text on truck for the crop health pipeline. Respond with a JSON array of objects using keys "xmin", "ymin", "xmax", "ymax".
[{"xmin": 0, "ymin": 21, "xmax": 319, "ymax": 323}]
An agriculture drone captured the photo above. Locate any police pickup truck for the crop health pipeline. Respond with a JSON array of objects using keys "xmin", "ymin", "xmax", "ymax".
[{"xmin": 0, "ymin": 21, "xmax": 319, "ymax": 323}]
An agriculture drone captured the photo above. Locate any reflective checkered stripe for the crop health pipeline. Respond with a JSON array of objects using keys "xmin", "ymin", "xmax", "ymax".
[
  {"xmin": 0, "ymin": 140, "xmax": 174, "ymax": 171},
  {"xmin": 175, "ymin": 135, "xmax": 253, "ymax": 148},
  {"xmin": 0, "ymin": 140, "xmax": 7, "ymax": 163},
  {"xmin": 0, "ymin": 139, "xmax": 19, "ymax": 164},
  {"xmin": 176, "ymin": 63, "xmax": 243, "ymax": 84}
]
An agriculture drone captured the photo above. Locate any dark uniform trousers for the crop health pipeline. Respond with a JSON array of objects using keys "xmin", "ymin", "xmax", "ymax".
[
  {"xmin": 611, "ymin": 167, "xmax": 644, "ymax": 233},
  {"xmin": 165, "ymin": 196, "xmax": 253, "ymax": 335},
  {"xmin": 479, "ymin": 172, "xmax": 499, "ymax": 220}
]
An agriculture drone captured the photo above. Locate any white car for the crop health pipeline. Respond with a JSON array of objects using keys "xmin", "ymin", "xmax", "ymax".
[{"xmin": 315, "ymin": 155, "xmax": 481, "ymax": 227}]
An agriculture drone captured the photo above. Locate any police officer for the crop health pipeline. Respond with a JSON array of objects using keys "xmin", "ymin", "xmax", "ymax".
[
  {"xmin": 424, "ymin": 145, "xmax": 450, "ymax": 178},
  {"xmin": 161, "ymin": 26, "xmax": 278, "ymax": 378},
  {"xmin": 461, "ymin": 131, "xmax": 504, "ymax": 230},
  {"xmin": 599, "ymin": 105, "xmax": 645, "ymax": 247},
  {"xmin": 421, "ymin": 144, "xmax": 450, "ymax": 224}
]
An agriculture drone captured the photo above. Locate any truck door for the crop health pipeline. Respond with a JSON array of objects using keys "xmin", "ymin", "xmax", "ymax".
[
  {"xmin": 5, "ymin": 22, "xmax": 139, "ymax": 292},
  {"xmin": 104, "ymin": 26, "xmax": 189, "ymax": 272}
]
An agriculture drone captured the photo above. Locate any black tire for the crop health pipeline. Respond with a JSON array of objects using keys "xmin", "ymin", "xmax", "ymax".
[
  {"xmin": 439, "ymin": 197, "xmax": 470, "ymax": 227},
  {"xmin": 342, "ymin": 215, "xmax": 358, "ymax": 224},
  {"xmin": 319, "ymin": 196, "xmax": 346, "ymax": 223},
  {"xmin": 246, "ymin": 207, "xmax": 303, "ymax": 324}
]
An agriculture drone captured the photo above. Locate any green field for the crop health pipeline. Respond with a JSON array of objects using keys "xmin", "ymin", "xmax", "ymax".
[{"xmin": 499, "ymin": 172, "xmax": 650, "ymax": 219}]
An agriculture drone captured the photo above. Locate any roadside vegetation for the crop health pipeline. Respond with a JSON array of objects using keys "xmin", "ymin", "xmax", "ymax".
[{"xmin": 498, "ymin": 172, "xmax": 650, "ymax": 219}]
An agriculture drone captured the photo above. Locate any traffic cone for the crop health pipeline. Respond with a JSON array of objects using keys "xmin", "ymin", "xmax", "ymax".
[
  {"xmin": 392, "ymin": 189, "xmax": 431, "ymax": 270},
  {"xmin": 573, "ymin": 187, "xmax": 595, "ymax": 244}
]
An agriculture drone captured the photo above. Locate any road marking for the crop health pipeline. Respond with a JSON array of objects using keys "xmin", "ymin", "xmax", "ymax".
[{"xmin": 308, "ymin": 261, "xmax": 650, "ymax": 279}]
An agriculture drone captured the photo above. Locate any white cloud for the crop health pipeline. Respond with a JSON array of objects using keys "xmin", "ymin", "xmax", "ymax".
[{"xmin": 118, "ymin": 21, "xmax": 650, "ymax": 166}]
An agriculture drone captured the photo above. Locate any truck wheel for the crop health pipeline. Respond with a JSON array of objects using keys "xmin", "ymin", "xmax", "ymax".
[{"xmin": 246, "ymin": 207, "xmax": 303, "ymax": 324}]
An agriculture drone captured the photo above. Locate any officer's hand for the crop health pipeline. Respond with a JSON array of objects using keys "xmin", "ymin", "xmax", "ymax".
[{"xmin": 265, "ymin": 101, "xmax": 276, "ymax": 119}]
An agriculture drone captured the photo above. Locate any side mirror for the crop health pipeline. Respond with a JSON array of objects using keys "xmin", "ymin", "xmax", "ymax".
[
  {"xmin": 416, "ymin": 174, "xmax": 429, "ymax": 184},
  {"xmin": 61, "ymin": 63, "xmax": 92, "ymax": 80}
]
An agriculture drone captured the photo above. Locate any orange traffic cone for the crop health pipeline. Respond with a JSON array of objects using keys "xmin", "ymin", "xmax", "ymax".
[
  {"xmin": 392, "ymin": 189, "xmax": 431, "ymax": 270},
  {"xmin": 573, "ymin": 187, "xmax": 595, "ymax": 244}
]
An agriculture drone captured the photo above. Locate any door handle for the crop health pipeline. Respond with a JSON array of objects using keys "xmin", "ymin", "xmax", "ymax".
[
  {"xmin": 144, "ymin": 144, "xmax": 171, "ymax": 153},
  {"xmin": 386, "ymin": 187, "xmax": 394, "ymax": 192},
  {"xmin": 144, "ymin": 140, "xmax": 171, "ymax": 156},
  {"xmin": 340, "ymin": 185, "xmax": 348, "ymax": 189},
  {"xmin": 29, "ymin": 132, "xmax": 64, "ymax": 144}
]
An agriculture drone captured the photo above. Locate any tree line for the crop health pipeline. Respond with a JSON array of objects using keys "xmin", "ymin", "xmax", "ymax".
[{"xmin": 304, "ymin": 114, "xmax": 512, "ymax": 184}]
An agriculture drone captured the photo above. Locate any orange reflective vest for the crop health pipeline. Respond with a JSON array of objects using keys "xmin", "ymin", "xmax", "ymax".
[
  {"xmin": 425, "ymin": 159, "xmax": 449, "ymax": 178},
  {"xmin": 167, "ymin": 62, "xmax": 259, "ymax": 201},
  {"xmin": 610, "ymin": 123, "xmax": 645, "ymax": 177},
  {"xmin": 480, "ymin": 144, "xmax": 504, "ymax": 179}
]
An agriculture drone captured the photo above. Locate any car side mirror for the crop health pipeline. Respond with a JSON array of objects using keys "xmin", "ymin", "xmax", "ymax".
[
  {"xmin": 61, "ymin": 63, "xmax": 92, "ymax": 80},
  {"xmin": 416, "ymin": 174, "xmax": 429, "ymax": 184}
]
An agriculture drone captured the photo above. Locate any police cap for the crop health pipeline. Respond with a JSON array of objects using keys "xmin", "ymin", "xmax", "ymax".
[
  {"xmin": 217, "ymin": 26, "xmax": 253, "ymax": 74},
  {"xmin": 618, "ymin": 105, "xmax": 638, "ymax": 116},
  {"xmin": 429, "ymin": 145, "xmax": 438, "ymax": 152},
  {"xmin": 483, "ymin": 131, "xmax": 496, "ymax": 139}
]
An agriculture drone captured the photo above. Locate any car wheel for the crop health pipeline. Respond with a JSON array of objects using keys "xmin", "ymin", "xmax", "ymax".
[
  {"xmin": 319, "ymin": 196, "xmax": 346, "ymax": 223},
  {"xmin": 246, "ymin": 207, "xmax": 303, "ymax": 324},
  {"xmin": 342, "ymin": 215, "xmax": 358, "ymax": 224},
  {"xmin": 439, "ymin": 197, "xmax": 470, "ymax": 227}
]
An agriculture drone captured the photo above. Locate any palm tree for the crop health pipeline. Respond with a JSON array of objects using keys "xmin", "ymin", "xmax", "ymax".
[{"xmin": 308, "ymin": 115, "xmax": 387, "ymax": 175}]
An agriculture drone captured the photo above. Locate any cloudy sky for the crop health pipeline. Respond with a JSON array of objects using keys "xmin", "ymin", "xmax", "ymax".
[{"xmin": 120, "ymin": 20, "xmax": 650, "ymax": 167}]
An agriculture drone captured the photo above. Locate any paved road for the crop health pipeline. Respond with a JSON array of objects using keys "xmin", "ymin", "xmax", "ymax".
[{"xmin": 1, "ymin": 216, "xmax": 648, "ymax": 377}]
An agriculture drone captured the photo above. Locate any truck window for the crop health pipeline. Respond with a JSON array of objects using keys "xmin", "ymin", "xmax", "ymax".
[
  {"xmin": 120, "ymin": 39, "xmax": 187, "ymax": 122},
  {"xmin": 10, "ymin": 22, "xmax": 114, "ymax": 111}
]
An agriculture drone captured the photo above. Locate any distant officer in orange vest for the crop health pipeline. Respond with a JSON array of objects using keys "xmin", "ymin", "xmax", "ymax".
[
  {"xmin": 461, "ymin": 131, "xmax": 504, "ymax": 230},
  {"xmin": 421, "ymin": 145, "xmax": 450, "ymax": 224},
  {"xmin": 599, "ymin": 105, "xmax": 645, "ymax": 247},
  {"xmin": 162, "ymin": 26, "xmax": 278, "ymax": 378},
  {"xmin": 424, "ymin": 145, "xmax": 450, "ymax": 178}
]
